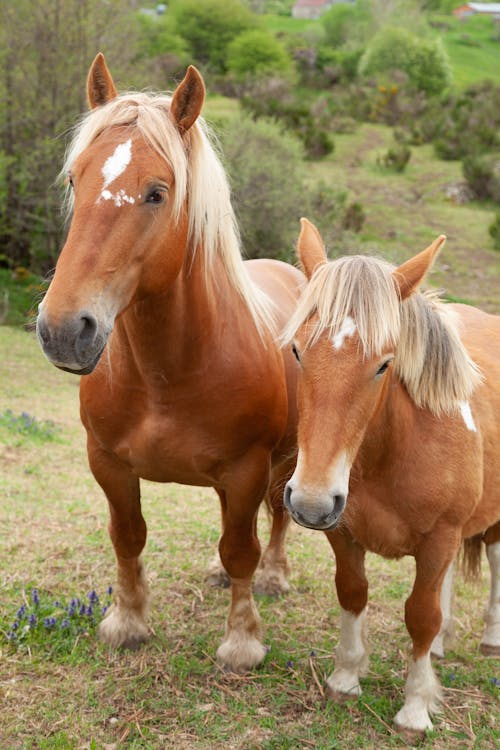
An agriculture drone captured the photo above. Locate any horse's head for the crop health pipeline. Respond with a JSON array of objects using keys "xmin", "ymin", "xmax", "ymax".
[
  {"xmin": 37, "ymin": 54, "xmax": 205, "ymax": 374},
  {"xmin": 284, "ymin": 219, "xmax": 445, "ymax": 531}
]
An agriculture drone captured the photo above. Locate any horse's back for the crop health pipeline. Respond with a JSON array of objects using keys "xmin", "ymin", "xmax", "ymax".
[
  {"xmin": 245, "ymin": 258, "xmax": 305, "ymax": 327},
  {"xmin": 453, "ymin": 304, "xmax": 500, "ymax": 535}
]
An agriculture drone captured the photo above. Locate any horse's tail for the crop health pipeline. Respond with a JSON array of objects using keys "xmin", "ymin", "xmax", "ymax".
[{"xmin": 461, "ymin": 534, "xmax": 483, "ymax": 580}]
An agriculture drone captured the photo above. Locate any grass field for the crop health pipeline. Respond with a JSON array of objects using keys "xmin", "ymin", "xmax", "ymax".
[{"xmin": 1, "ymin": 327, "xmax": 499, "ymax": 749}]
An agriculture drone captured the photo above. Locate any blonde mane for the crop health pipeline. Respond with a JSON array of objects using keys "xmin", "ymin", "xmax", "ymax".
[
  {"xmin": 283, "ymin": 255, "xmax": 481, "ymax": 416},
  {"xmin": 61, "ymin": 91, "xmax": 274, "ymax": 335}
]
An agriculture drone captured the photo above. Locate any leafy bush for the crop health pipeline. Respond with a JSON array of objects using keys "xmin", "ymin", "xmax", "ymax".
[
  {"xmin": 172, "ymin": 0, "xmax": 256, "ymax": 72},
  {"xmin": 462, "ymin": 153, "xmax": 500, "ymax": 203},
  {"xmin": 226, "ymin": 30, "xmax": 294, "ymax": 80},
  {"xmin": 433, "ymin": 81, "xmax": 500, "ymax": 161},
  {"xmin": 321, "ymin": 2, "xmax": 371, "ymax": 49},
  {"xmin": 341, "ymin": 202, "xmax": 366, "ymax": 233},
  {"xmin": 241, "ymin": 81, "xmax": 334, "ymax": 158},
  {"xmin": 359, "ymin": 27, "xmax": 452, "ymax": 96},
  {"xmin": 489, "ymin": 212, "xmax": 500, "ymax": 250},
  {"xmin": 377, "ymin": 144, "xmax": 412, "ymax": 172},
  {"xmin": 220, "ymin": 116, "xmax": 307, "ymax": 261}
]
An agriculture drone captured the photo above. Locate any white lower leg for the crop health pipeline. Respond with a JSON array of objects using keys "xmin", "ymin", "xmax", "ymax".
[
  {"xmin": 216, "ymin": 578, "xmax": 267, "ymax": 672},
  {"xmin": 431, "ymin": 560, "xmax": 455, "ymax": 658},
  {"xmin": 481, "ymin": 542, "xmax": 500, "ymax": 651},
  {"xmin": 99, "ymin": 556, "xmax": 150, "ymax": 648},
  {"xmin": 326, "ymin": 607, "xmax": 369, "ymax": 697},
  {"xmin": 394, "ymin": 652, "xmax": 442, "ymax": 733}
]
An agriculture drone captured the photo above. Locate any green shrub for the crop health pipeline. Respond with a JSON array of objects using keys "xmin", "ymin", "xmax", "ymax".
[
  {"xmin": 226, "ymin": 29, "xmax": 294, "ymax": 80},
  {"xmin": 462, "ymin": 153, "xmax": 500, "ymax": 203},
  {"xmin": 359, "ymin": 27, "xmax": 452, "ymax": 96},
  {"xmin": 220, "ymin": 116, "xmax": 307, "ymax": 261},
  {"xmin": 489, "ymin": 212, "xmax": 500, "ymax": 250},
  {"xmin": 341, "ymin": 202, "xmax": 366, "ymax": 233},
  {"xmin": 172, "ymin": 0, "xmax": 256, "ymax": 72},
  {"xmin": 433, "ymin": 81, "xmax": 500, "ymax": 161},
  {"xmin": 377, "ymin": 144, "xmax": 412, "ymax": 172}
]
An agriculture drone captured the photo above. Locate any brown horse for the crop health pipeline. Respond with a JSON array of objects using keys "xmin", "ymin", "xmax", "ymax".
[
  {"xmin": 283, "ymin": 219, "xmax": 500, "ymax": 735},
  {"xmin": 36, "ymin": 54, "xmax": 304, "ymax": 672}
]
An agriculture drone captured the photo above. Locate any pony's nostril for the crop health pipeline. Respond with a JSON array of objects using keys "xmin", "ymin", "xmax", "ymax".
[
  {"xmin": 283, "ymin": 483, "xmax": 292, "ymax": 510},
  {"xmin": 78, "ymin": 313, "xmax": 98, "ymax": 346},
  {"xmin": 333, "ymin": 493, "xmax": 346, "ymax": 516}
]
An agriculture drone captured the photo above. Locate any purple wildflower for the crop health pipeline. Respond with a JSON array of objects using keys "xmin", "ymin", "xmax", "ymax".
[
  {"xmin": 28, "ymin": 614, "xmax": 37, "ymax": 627},
  {"xmin": 79, "ymin": 604, "xmax": 86, "ymax": 616},
  {"xmin": 106, "ymin": 586, "xmax": 113, "ymax": 596},
  {"xmin": 60, "ymin": 619, "xmax": 70, "ymax": 629},
  {"xmin": 492, "ymin": 678, "xmax": 499, "ymax": 687},
  {"xmin": 86, "ymin": 606, "xmax": 94, "ymax": 617},
  {"xmin": 44, "ymin": 617, "xmax": 57, "ymax": 629},
  {"xmin": 101, "ymin": 606, "xmax": 108, "ymax": 616},
  {"xmin": 16, "ymin": 605, "xmax": 27, "ymax": 620},
  {"xmin": 286, "ymin": 660, "xmax": 294, "ymax": 669},
  {"xmin": 88, "ymin": 590, "xmax": 99, "ymax": 604},
  {"xmin": 11, "ymin": 621, "xmax": 19, "ymax": 631},
  {"xmin": 31, "ymin": 589, "xmax": 40, "ymax": 606}
]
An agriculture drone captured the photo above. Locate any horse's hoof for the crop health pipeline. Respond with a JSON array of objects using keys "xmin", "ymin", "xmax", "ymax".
[
  {"xmin": 253, "ymin": 571, "xmax": 290, "ymax": 597},
  {"xmin": 216, "ymin": 635, "xmax": 267, "ymax": 673},
  {"xmin": 98, "ymin": 606, "xmax": 150, "ymax": 649},
  {"xmin": 205, "ymin": 570, "xmax": 231, "ymax": 588},
  {"xmin": 479, "ymin": 642, "xmax": 500, "ymax": 657}
]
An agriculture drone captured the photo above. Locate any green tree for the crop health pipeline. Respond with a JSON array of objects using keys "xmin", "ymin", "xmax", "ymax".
[
  {"xmin": 0, "ymin": 0, "xmax": 139, "ymax": 271},
  {"xmin": 172, "ymin": 0, "xmax": 256, "ymax": 73},
  {"xmin": 226, "ymin": 29, "xmax": 294, "ymax": 80},
  {"xmin": 359, "ymin": 27, "xmax": 452, "ymax": 95}
]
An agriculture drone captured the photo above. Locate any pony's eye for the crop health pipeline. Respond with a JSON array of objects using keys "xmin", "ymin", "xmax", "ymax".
[
  {"xmin": 145, "ymin": 189, "xmax": 165, "ymax": 205},
  {"xmin": 375, "ymin": 359, "xmax": 392, "ymax": 378},
  {"xmin": 292, "ymin": 343, "xmax": 301, "ymax": 364}
]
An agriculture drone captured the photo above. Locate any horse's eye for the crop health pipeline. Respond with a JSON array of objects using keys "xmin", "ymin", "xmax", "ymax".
[
  {"xmin": 292, "ymin": 343, "xmax": 301, "ymax": 364},
  {"xmin": 146, "ymin": 189, "xmax": 165, "ymax": 205},
  {"xmin": 375, "ymin": 359, "xmax": 392, "ymax": 378}
]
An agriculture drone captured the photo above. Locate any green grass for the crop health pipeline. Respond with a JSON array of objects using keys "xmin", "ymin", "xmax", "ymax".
[
  {"xmin": 435, "ymin": 15, "xmax": 500, "ymax": 88},
  {"xmin": 0, "ymin": 326, "xmax": 499, "ymax": 748}
]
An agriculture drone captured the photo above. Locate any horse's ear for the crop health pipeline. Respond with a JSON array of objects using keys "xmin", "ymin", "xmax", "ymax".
[
  {"xmin": 297, "ymin": 218, "xmax": 327, "ymax": 280},
  {"xmin": 393, "ymin": 235, "xmax": 446, "ymax": 300},
  {"xmin": 170, "ymin": 66, "xmax": 205, "ymax": 134},
  {"xmin": 87, "ymin": 53, "xmax": 118, "ymax": 109}
]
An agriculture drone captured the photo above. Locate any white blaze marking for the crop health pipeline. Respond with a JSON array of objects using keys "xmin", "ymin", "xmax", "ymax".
[
  {"xmin": 458, "ymin": 401, "xmax": 477, "ymax": 432},
  {"xmin": 97, "ymin": 139, "xmax": 135, "ymax": 206},
  {"xmin": 102, "ymin": 139, "xmax": 132, "ymax": 189},
  {"xmin": 333, "ymin": 316, "xmax": 357, "ymax": 350}
]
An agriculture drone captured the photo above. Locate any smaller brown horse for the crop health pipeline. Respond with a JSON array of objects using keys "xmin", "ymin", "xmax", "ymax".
[
  {"xmin": 284, "ymin": 219, "xmax": 500, "ymax": 736},
  {"xmin": 36, "ymin": 54, "xmax": 304, "ymax": 672}
]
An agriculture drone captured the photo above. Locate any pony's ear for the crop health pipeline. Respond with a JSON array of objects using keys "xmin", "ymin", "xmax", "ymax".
[
  {"xmin": 297, "ymin": 218, "xmax": 327, "ymax": 280},
  {"xmin": 170, "ymin": 66, "xmax": 205, "ymax": 134},
  {"xmin": 393, "ymin": 235, "xmax": 446, "ymax": 300},
  {"xmin": 87, "ymin": 53, "xmax": 118, "ymax": 109}
]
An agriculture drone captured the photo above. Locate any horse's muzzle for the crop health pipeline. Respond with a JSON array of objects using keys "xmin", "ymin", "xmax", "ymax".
[
  {"xmin": 283, "ymin": 482, "xmax": 346, "ymax": 531},
  {"xmin": 36, "ymin": 309, "xmax": 108, "ymax": 375}
]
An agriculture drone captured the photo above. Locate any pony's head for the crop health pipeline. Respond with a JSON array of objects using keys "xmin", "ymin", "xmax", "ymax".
[
  {"xmin": 283, "ymin": 219, "xmax": 480, "ymax": 531},
  {"xmin": 37, "ymin": 54, "xmax": 267, "ymax": 374}
]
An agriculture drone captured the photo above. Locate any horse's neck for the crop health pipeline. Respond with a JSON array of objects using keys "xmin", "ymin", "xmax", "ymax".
[{"xmin": 116, "ymin": 255, "xmax": 244, "ymax": 377}]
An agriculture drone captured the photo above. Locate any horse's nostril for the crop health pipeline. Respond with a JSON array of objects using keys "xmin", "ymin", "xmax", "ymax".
[
  {"xmin": 78, "ymin": 313, "xmax": 98, "ymax": 346},
  {"xmin": 333, "ymin": 493, "xmax": 346, "ymax": 516},
  {"xmin": 283, "ymin": 483, "xmax": 292, "ymax": 510}
]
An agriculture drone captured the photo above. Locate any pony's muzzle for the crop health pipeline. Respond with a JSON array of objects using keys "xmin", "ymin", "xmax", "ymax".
[
  {"xmin": 283, "ymin": 482, "xmax": 346, "ymax": 531},
  {"xmin": 36, "ymin": 309, "xmax": 107, "ymax": 375}
]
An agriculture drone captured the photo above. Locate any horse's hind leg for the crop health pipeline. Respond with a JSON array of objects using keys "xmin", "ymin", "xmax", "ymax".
[
  {"xmin": 480, "ymin": 521, "xmax": 500, "ymax": 656},
  {"xmin": 254, "ymin": 473, "xmax": 292, "ymax": 596},
  {"xmin": 88, "ymin": 439, "xmax": 150, "ymax": 649},
  {"xmin": 324, "ymin": 529, "xmax": 369, "ymax": 699}
]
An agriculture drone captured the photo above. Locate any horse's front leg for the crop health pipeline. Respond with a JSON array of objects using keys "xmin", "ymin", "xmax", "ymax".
[
  {"xmin": 215, "ymin": 450, "xmax": 271, "ymax": 673},
  {"xmin": 480, "ymin": 521, "xmax": 500, "ymax": 656},
  {"xmin": 394, "ymin": 526, "xmax": 461, "ymax": 737},
  {"xmin": 325, "ymin": 528, "xmax": 369, "ymax": 699},
  {"xmin": 87, "ymin": 437, "xmax": 150, "ymax": 649}
]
